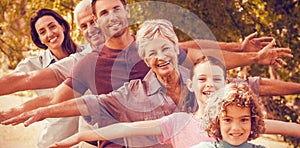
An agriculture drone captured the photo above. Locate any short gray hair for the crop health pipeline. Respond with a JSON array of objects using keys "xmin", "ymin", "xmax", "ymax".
[
  {"xmin": 74, "ymin": 0, "xmax": 92, "ymax": 27},
  {"xmin": 136, "ymin": 19, "xmax": 179, "ymax": 59}
]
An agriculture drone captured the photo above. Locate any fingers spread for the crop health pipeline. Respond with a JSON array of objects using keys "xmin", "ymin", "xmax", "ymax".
[{"xmin": 276, "ymin": 58, "xmax": 287, "ymax": 65}]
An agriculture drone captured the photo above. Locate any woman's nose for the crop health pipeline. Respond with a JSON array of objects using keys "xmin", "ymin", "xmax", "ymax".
[{"xmin": 157, "ymin": 52, "xmax": 166, "ymax": 60}]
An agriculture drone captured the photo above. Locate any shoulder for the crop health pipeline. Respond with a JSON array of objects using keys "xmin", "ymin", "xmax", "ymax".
[
  {"xmin": 77, "ymin": 44, "xmax": 92, "ymax": 53},
  {"xmin": 160, "ymin": 112, "xmax": 192, "ymax": 123},
  {"xmin": 14, "ymin": 55, "xmax": 44, "ymax": 72},
  {"xmin": 73, "ymin": 50, "xmax": 99, "ymax": 68},
  {"xmin": 118, "ymin": 79, "xmax": 146, "ymax": 94}
]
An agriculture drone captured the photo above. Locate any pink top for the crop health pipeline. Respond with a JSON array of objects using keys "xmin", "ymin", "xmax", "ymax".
[{"xmin": 158, "ymin": 112, "xmax": 215, "ymax": 148}]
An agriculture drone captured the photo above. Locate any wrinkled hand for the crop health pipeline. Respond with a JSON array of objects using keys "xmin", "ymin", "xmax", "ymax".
[
  {"xmin": 256, "ymin": 39, "xmax": 293, "ymax": 68},
  {"xmin": 1, "ymin": 108, "xmax": 45, "ymax": 127},
  {"xmin": 242, "ymin": 32, "xmax": 274, "ymax": 52},
  {"xmin": 48, "ymin": 133, "xmax": 80, "ymax": 148}
]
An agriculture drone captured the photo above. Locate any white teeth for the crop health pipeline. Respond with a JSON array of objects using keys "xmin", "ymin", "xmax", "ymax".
[
  {"xmin": 203, "ymin": 91, "xmax": 213, "ymax": 95},
  {"xmin": 109, "ymin": 22, "xmax": 121, "ymax": 28},
  {"xmin": 157, "ymin": 61, "xmax": 170, "ymax": 67},
  {"xmin": 91, "ymin": 34, "xmax": 98, "ymax": 39},
  {"xmin": 230, "ymin": 133, "xmax": 242, "ymax": 137},
  {"xmin": 49, "ymin": 37, "xmax": 58, "ymax": 43}
]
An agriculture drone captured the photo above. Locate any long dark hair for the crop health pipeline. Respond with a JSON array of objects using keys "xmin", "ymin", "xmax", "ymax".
[{"xmin": 30, "ymin": 8, "xmax": 77, "ymax": 55}]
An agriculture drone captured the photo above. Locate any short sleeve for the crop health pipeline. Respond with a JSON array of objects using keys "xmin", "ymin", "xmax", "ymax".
[
  {"xmin": 14, "ymin": 56, "xmax": 43, "ymax": 72},
  {"xmin": 226, "ymin": 77, "xmax": 260, "ymax": 96},
  {"xmin": 48, "ymin": 53, "xmax": 86, "ymax": 83},
  {"xmin": 157, "ymin": 113, "xmax": 192, "ymax": 144},
  {"xmin": 247, "ymin": 76, "xmax": 260, "ymax": 96},
  {"xmin": 82, "ymin": 94, "xmax": 121, "ymax": 127},
  {"xmin": 64, "ymin": 51, "xmax": 98, "ymax": 94}
]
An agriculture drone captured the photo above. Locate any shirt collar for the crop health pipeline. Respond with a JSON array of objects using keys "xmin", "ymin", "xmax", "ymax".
[
  {"xmin": 144, "ymin": 65, "xmax": 191, "ymax": 96},
  {"xmin": 41, "ymin": 49, "xmax": 59, "ymax": 68}
]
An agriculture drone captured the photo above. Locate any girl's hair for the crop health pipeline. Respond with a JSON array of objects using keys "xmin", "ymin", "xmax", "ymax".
[
  {"xmin": 30, "ymin": 8, "xmax": 77, "ymax": 55},
  {"xmin": 136, "ymin": 19, "xmax": 179, "ymax": 59},
  {"xmin": 202, "ymin": 83, "xmax": 265, "ymax": 141},
  {"xmin": 91, "ymin": 0, "xmax": 127, "ymax": 18},
  {"xmin": 191, "ymin": 56, "xmax": 226, "ymax": 80}
]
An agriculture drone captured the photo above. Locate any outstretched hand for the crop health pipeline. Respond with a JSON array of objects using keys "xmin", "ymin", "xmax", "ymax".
[
  {"xmin": 256, "ymin": 39, "xmax": 293, "ymax": 68},
  {"xmin": 48, "ymin": 133, "xmax": 80, "ymax": 148},
  {"xmin": 1, "ymin": 107, "xmax": 45, "ymax": 127},
  {"xmin": 0, "ymin": 107, "xmax": 23, "ymax": 123},
  {"xmin": 241, "ymin": 32, "xmax": 274, "ymax": 52}
]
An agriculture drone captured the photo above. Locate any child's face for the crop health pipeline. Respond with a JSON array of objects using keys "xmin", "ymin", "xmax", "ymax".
[
  {"xmin": 220, "ymin": 104, "xmax": 251, "ymax": 146},
  {"xmin": 188, "ymin": 62, "xmax": 225, "ymax": 106}
]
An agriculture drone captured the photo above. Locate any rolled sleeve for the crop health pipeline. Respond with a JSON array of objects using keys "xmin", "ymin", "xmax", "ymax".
[
  {"xmin": 227, "ymin": 76, "xmax": 261, "ymax": 96},
  {"xmin": 82, "ymin": 94, "xmax": 120, "ymax": 128},
  {"xmin": 247, "ymin": 76, "xmax": 260, "ymax": 96},
  {"xmin": 81, "ymin": 95, "xmax": 102, "ymax": 125}
]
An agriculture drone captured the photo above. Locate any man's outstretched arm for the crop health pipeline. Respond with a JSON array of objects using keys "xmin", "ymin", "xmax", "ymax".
[
  {"xmin": 1, "ymin": 96, "xmax": 88, "ymax": 126},
  {"xmin": 0, "ymin": 83, "xmax": 81, "ymax": 123},
  {"xmin": 0, "ymin": 68, "xmax": 60, "ymax": 96},
  {"xmin": 264, "ymin": 119, "xmax": 300, "ymax": 138},
  {"xmin": 178, "ymin": 32, "xmax": 273, "ymax": 52},
  {"xmin": 187, "ymin": 39, "xmax": 293, "ymax": 69},
  {"xmin": 260, "ymin": 78, "xmax": 300, "ymax": 96},
  {"xmin": 0, "ymin": 54, "xmax": 82, "ymax": 96}
]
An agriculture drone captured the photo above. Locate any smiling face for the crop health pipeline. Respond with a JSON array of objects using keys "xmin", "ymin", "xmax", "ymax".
[
  {"xmin": 94, "ymin": 0, "xmax": 130, "ymax": 39},
  {"xmin": 35, "ymin": 15, "xmax": 65, "ymax": 51},
  {"xmin": 188, "ymin": 61, "xmax": 225, "ymax": 107},
  {"xmin": 143, "ymin": 38, "xmax": 179, "ymax": 79},
  {"xmin": 220, "ymin": 105, "xmax": 251, "ymax": 146},
  {"xmin": 76, "ymin": 8, "xmax": 104, "ymax": 48}
]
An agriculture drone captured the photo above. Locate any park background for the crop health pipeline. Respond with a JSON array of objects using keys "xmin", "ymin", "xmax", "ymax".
[{"xmin": 0, "ymin": 0, "xmax": 299, "ymax": 147}]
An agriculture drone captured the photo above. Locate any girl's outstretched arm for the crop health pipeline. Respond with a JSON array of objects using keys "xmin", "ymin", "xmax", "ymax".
[{"xmin": 49, "ymin": 119, "xmax": 162, "ymax": 148}]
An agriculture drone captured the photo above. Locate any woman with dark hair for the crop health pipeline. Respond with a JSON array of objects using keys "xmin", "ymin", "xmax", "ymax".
[
  {"xmin": 30, "ymin": 8, "xmax": 77, "ymax": 57},
  {"xmin": 12, "ymin": 8, "xmax": 78, "ymax": 148},
  {"xmin": 15, "ymin": 8, "xmax": 78, "ymax": 95}
]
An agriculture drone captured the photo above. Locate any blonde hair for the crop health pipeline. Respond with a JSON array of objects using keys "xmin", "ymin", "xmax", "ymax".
[
  {"xmin": 202, "ymin": 83, "xmax": 265, "ymax": 141},
  {"xmin": 136, "ymin": 19, "xmax": 179, "ymax": 59}
]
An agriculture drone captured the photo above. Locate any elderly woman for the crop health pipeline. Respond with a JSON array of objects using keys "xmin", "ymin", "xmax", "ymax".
[{"xmin": 3, "ymin": 19, "xmax": 300, "ymax": 147}]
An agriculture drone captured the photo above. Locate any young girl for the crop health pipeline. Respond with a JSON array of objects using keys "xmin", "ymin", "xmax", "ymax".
[{"xmin": 192, "ymin": 83, "xmax": 265, "ymax": 148}]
